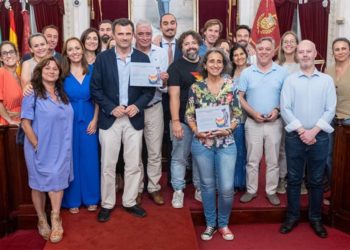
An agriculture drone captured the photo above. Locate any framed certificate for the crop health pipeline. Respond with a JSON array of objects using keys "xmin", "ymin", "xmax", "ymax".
[
  {"xmin": 130, "ymin": 62, "xmax": 162, "ymax": 87},
  {"xmin": 195, "ymin": 105, "xmax": 231, "ymax": 133}
]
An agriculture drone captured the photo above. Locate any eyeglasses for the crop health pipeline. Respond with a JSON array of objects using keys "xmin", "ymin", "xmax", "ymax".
[
  {"xmin": 283, "ymin": 40, "xmax": 297, "ymax": 45},
  {"xmin": 1, "ymin": 50, "xmax": 16, "ymax": 57}
]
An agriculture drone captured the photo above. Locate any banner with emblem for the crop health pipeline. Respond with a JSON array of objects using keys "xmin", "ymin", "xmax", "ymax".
[{"xmin": 251, "ymin": 0, "xmax": 280, "ymax": 48}]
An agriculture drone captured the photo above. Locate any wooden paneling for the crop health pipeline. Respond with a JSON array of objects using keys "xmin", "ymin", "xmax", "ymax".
[
  {"xmin": 331, "ymin": 124, "xmax": 350, "ymax": 234},
  {"xmin": 0, "ymin": 126, "xmax": 9, "ymax": 237}
]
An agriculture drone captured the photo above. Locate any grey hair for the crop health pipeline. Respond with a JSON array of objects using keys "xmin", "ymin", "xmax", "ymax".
[{"xmin": 135, "ymin": 19, "xmax": 152, "ymax": 31}]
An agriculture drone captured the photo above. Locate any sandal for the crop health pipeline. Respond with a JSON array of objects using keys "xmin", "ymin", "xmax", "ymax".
[
  {"xmin": 69, "ymin": 207, "xmax": 79, "ymax": 214},
  {"xmin": 37, "ymin": 214, "xmax": 51, "ymax": 240},
  {"xmin": 87, "ymin": 205, "xmax": 98, "ymax": 211},
  {"xmin": 50, "ymin": 211, "xmax": 64, "ymax": 243}
]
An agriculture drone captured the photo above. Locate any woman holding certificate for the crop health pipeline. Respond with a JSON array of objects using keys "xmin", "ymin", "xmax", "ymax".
[{"xmin": 185, "ymin": 48, "xmax": 242, "ymax": 241}]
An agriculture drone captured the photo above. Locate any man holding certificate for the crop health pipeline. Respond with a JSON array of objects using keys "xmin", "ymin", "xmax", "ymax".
[
  {"xmin": 185, "ymin": 48, "xmax": 242, "ymax": 241},
  {"xmin": 134, "ymin": 20, "xmax": 169, "ymax": 205},
  {"xmin": 91, "ymin": 18, "xmax": 155, "ymax": 221}
]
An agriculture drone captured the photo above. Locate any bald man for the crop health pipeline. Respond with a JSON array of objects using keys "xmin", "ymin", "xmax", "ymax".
[{"xmin": 279, "ymin": 40, "xmax": 336, "ymax": 238}]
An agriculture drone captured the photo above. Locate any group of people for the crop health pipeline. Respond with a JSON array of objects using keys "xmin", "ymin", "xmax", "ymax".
[{"xmin": 0, "ymin": 11, "xmax": 349, "ymax": 244}]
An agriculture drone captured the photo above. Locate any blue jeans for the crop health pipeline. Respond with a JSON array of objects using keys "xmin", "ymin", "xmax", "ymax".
[
  {"xmin": 285, "ymin": 131, "xmax": 329, "ymax": 222},
  {"xmin": 233, "ymin": 123, "xmax": 246, "ymax": 189},
  {"xmin": 191, "ymin": 138, "xmax": 237, "ymax": 228},
  {"xmin": 170, "ymin": 122, "xmax": 200, "ymax": 191}
]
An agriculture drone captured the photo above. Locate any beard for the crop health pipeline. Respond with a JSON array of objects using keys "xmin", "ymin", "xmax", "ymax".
[
  {"xmin": 101, "ymin": 35, "xmax": 110, "ymax": 44},
  {"xmin": 184, "ymin": 49, "xmax": 198, "ymax": 61}
]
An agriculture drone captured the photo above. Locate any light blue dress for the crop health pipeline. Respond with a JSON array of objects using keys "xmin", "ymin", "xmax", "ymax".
[
  {"xmin": 21, "ymin": 93, "xmax": 74, "ymax": 192},
  {"xmin": 62, "ymin": 65, "xmax": 100, "ymax": 208}
]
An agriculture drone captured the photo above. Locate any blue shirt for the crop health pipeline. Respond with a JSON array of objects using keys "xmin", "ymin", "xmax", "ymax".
[
  {"xmin": 116, "ymin": 48, "xmax": 133, "ymax": 106},
  {"xmin": 280, "ymin": 69, "xmax": 336, "ymax": 133},
  {"xmin": 238, "ymin": 62, "xmax": 288, "ymax": 115},
  {"xmin": 198, "ymin": 42, "xmax": 207, "ymax": 57}
]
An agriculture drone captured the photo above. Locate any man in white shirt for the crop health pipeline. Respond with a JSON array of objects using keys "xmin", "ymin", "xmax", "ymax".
[{"xmin": 134, "ymin": 20, "xmax": 169, "ymax": 205}]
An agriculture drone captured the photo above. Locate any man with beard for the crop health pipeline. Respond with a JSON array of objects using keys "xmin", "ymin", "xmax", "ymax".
[
  {"xmin": 99, "ymin": 20, "xmax": 113, "ymax": 51},
  {"xmin": 134, "ymin": 19, "xmax": 169, "ymax": 205},
  {"xmin": 198, "ymin": 19, "xmax": 223, "ymax": 57},
  {"xmin": 280, "ymin": 40, "xmax": 336, "ymax": 238},
  {"xmin": 168, "ymin": 30, "xmax": 202, "ymax": 208},
  {"xmin": 154, "ymin": 13, "xmax": 182, "ymax": 186},
  {"xmin": 22, "ymin": 25, "xmax": 62, "ymax": 62},
  {"xmin": 234, "ymin": 25, "xmax": 256, "ymax": 64}
]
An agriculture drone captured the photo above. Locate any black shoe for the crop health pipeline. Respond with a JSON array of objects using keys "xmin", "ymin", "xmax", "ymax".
[
  {"xmin": 280, "ymin": 220, "xmax": 298, "ymax": 234},
  {"xmin": 97, "ymin": 208, "xmax": 112, "ymax": 222},
  {"xmin": 310, "ymin": 221, "xmax": 328, "ymax": 238},
  {"xmin": 123, "ymin": 205, "xmax": 147, "ymax": 218}
]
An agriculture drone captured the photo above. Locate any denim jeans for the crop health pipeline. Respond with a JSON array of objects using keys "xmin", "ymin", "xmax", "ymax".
[
  {"xmin": 285, "ymin": 131, "xmax": 329, "ymax": 222},
  {"xmin": 170, "ymin": 122, "xmax": 200, "ymax": 191},
  {"xmin": 191, "ymin": 138, "xmax": 237, "ymax": 228}
]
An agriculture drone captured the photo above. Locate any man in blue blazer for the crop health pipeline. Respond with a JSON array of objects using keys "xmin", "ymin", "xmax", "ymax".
[{"xmin": 91, "ymin": 18, "xmax": 155, "ymax": 221}]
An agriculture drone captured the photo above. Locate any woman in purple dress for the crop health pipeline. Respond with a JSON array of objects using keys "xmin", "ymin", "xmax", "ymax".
[{"xmin": 21, "ymin": 57, "xmax": 73, "ymax": 243}]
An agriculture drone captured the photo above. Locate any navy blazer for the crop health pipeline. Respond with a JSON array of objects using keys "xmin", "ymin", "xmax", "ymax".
[
  {"xmin": 160, "ymin": 40, "xmax": 182, "ymax": 62},
  {"xmin": 90, "ymin": 48, "xmax": 155, "ymax": 130}
]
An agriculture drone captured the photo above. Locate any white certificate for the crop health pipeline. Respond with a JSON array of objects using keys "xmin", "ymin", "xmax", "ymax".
[
  {"xmin": 130, "ymin": 62, "xmax": 162, "ymax": 87},
  {"xmin": 195, "ymin": 105, "xmax": 231, "ymax": 132}
]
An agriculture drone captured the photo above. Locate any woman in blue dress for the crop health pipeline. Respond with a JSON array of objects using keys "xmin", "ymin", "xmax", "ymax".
[
  {"xmin": 229, "ymin": 43, "xmax": 249, "ymax": 191},
  {"xmin": 61, "ymin": 37, "xmax": 100, "ymax": 213},
  {"xmin": 21, "ymin": 57, "xmax": 73, "ymax": 243}
]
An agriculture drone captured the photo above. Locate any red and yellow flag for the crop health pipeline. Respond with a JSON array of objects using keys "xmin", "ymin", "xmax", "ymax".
[
  {"xmin": 251, "ymin": 0, "xmax": 280, "ymax": 48},
  {"xmin": 9, "ymin": 8, "xmax": 18, "ymax": 48}
]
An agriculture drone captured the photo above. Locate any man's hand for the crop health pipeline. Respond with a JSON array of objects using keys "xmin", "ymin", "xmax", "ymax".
[
  {"xmin": 111, "ymin": 106, "xmax": 126, "ymax": 118},
  {"xmin": 252, "ymin": 111, "xmax": 265, "ymax": 123},
  {"xmin": 160, "ymin": 72, "xmax": 169, "ymax": 88},
  {"xmin": 265, "ymin": 109, "xmax": 279, "ymax": 122},
  {"xmin": 172, "ymin": 120, "xmax": 184, "ymax": 140},
  {"xmin": 299, "ymin": 129, "xmax": 317, "ymax": 145},
  {"xmin": 125, "ymin": 104, "xmax": 139, "ymax": 118}
]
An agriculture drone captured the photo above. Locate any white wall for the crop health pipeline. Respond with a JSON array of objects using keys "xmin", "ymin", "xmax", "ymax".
[{"xmin": 63, "ymin": 0, "xmax": 90, "ymax": 40}]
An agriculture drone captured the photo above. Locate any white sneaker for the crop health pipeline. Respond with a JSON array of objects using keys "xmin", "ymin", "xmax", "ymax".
[
  {"xmin": 172, "ymin": 190, "xmax": 184, "ymax": 208},
  {"xmin": 194, "ymin": 189, "xmax": 202, "ymax": 202}
]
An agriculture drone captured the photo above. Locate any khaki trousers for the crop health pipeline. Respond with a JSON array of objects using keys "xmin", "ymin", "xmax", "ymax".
[
  {"xmin": 139, "ymin": 102, "xmax": 164, "ymax": 193},
  {"xmin": 245, "ymin": 117, "xmax": 283, "ymax": 195},
  {"xmin": 99, "ymin": 116, "xmax": 143, "ymax": 208}
]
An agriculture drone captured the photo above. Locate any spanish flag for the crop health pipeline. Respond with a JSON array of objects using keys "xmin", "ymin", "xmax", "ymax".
[
  {"xmin": 251, "ymin": 0, "xmax": 280, "ymax": 48},
  {"xmin": 9, "ymin": 8, "xmax": 18, "ymax": 48}
]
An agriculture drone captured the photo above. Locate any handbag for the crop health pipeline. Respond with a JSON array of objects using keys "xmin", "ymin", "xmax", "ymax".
[{"xmin": 16, "ymin": 94, "xmax": 37, "ymax": 145}]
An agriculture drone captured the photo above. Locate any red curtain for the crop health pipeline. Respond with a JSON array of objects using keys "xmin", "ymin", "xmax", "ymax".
[
  {"xmin": 90, "ymin": 0, "xmax": 102, "ymax": 29},
  {"xmin": 298, "ymin": 1, "xmax": 330, "ymax": 69},
  {"xmin": 28, "ymin": 0, "xmax": 64, "ymax": 52},
  {"xmin": 198, "ymin": 0, "xmax": 227, "ymax": 39},
  {"xmin": 0, "ymin": 0, "xmax": 24, "ymax": 53},
  {"xmin": 227, "ymin": 0, "xmax": 238, "ymax": 39},
  {"xmin": 275, "ymin": 0, "xmax": 297, "ymax": 36}
]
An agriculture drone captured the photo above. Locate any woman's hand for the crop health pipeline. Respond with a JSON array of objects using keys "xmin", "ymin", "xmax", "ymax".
[
  {"xmin": 208, "ymin": 129, "xmax": 230, "ymax": 138},
  {"xmin": 195, "ymin": 131, "xmax": 211, "ymax": 139},
  {"xmin": 23, "ymin": 84, "xmax": 33, "ymax": 96},
  {"xmin": 8, "ymin": 119, "xmax": 20, "ymax": 126},
  {"xmin": 87, "ymin": 119, "xmax": 97, "ymax": 135}
]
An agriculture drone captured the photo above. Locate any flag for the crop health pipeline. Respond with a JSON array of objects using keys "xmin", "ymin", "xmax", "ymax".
[
  {"xmin": 22, "ymin": 9, "xmax": 31, "ymax": 56},
  {"xmin": 9, "ymin": 8, "xmax": 18, "ymax": 48},
  {"xmin": 251, "ymin": 0, "xmax": 280, "ymax": 48}
]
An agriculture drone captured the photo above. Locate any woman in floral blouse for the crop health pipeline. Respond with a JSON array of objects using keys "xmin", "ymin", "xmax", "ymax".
[{"xmin": 185, "ymin": 48, "xmax": 242, "ymax": 241}]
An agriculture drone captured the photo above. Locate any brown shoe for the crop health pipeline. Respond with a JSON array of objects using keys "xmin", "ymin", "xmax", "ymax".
[
  {"xmin": 136, "ymin": 193, "xmax": 142, "ymax": 205},
  {"xmin": 149, "ymin": 191, "xmax": 165, "ymax": 205}
]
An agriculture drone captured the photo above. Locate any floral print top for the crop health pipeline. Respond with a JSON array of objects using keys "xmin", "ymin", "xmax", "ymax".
[{"xmin": 185, "ymin": 77, "xmax": 242, "ymax": 148}]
